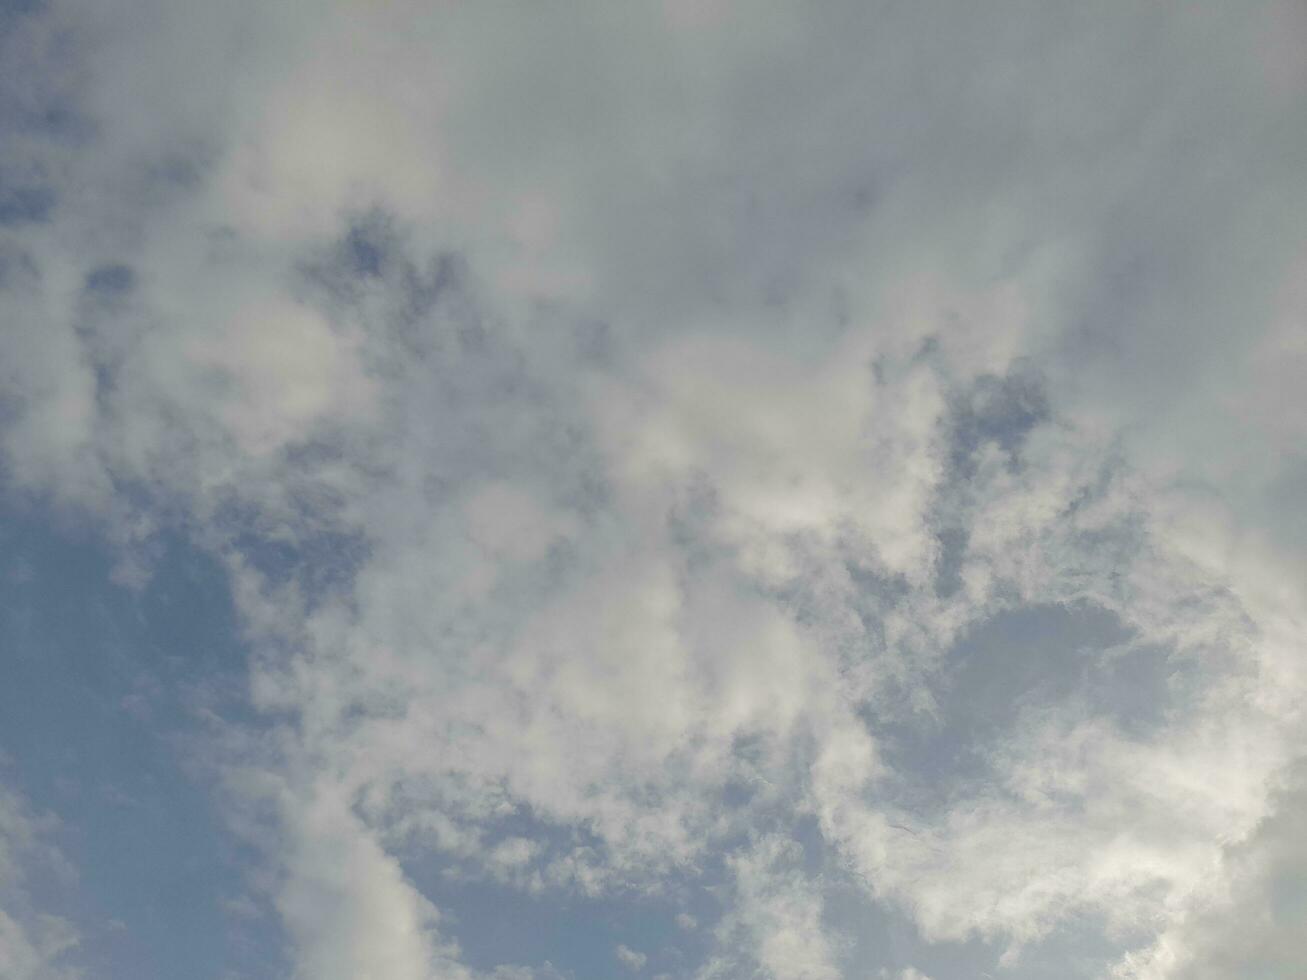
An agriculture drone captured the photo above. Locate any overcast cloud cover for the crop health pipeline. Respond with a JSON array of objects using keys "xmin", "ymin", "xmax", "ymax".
[{"xmin": 1, "ymin": 1, "xmax": 1306, "ymax": 978}]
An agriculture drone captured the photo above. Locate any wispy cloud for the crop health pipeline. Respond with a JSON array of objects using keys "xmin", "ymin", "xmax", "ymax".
[
  {"xmin": 0, "ymin": 785, "xmax": 78, "ymax": 980},
  {"xmin": 1, "ymin": 2, "xmax": 1305, "ymax": 978}
]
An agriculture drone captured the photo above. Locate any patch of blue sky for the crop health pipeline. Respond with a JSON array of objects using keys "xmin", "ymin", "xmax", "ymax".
[
  {"xmin": 0, "ymin": 500, "xmax": 281, "ymax": 979},
  {"xmin": 429, "ymin": 873, "xmax": 711, "ymax": 978},
  {"xmin": 863, "ymin": 601, "xmax": 1165, "ymax": 812},
  {"xmin": 397, "ymin": 803, "xmax": 722, "ymax": 977}
]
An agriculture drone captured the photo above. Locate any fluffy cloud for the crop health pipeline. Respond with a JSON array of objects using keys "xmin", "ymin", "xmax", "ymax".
[
  {"xmin": 1, "ymin": 1, "xmax": 1305, "ymax": 978},
  {"xmin": 700, "ymin": 836, "xmax": 843, "ymax": 980},
  {"xmin": 1116, "ymin": 762, "xmax": 1307, "ymax": 980},
  {"xmin": 616, "ymin": 944, "xmax": 647, "ymax": 972}
]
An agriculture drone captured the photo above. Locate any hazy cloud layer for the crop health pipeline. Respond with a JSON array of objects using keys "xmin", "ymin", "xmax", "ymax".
[{"xmin": 1, "ymin": 2, "xmax": 1305, "ymax": 978}]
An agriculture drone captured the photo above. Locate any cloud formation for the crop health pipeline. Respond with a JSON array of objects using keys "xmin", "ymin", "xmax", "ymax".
[{"xmin": 1, "ymin": 1, "xmax": 1305, "ymax": 978}]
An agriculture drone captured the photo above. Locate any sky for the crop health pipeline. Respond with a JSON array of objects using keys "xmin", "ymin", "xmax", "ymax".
[{"xmin": 0, "ymin": 2, "xmax": 1305, "ymax": 978}]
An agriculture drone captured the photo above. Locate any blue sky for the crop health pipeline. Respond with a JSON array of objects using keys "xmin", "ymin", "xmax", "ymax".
[{"xmin": 2, "ymin": 2, "xmax": 1306, "ymax": 978}]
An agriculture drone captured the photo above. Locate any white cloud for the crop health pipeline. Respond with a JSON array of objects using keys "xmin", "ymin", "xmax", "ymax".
[
  {"xmin": 2, "ymin": 2, "xmax": 1306, "ymax": 978},
  {"xmin": 615, "ymin": 944, "xmax": 647, "ymax": 971},
  {"xmin": 1115, "ymin": 761, "xmax": 1307, "ymax": 979},
  {"xmin": 699, "ymin": 837, "xmax": 843, "ymax": 980}
]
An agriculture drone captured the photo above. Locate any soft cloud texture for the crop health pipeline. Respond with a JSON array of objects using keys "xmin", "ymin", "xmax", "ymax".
[
  {"xmin": 0, "ymin": 783, "xmax": 78, "ymax": 980},
  {"xmin": 1, "ymin": 1, "xmax": 1305, "ymax": 978}
]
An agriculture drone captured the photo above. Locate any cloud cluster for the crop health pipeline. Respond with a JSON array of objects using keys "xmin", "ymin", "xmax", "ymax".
[{"xmin": 1, "ymin": 1, "xmax": 1305, "ymax": 977}]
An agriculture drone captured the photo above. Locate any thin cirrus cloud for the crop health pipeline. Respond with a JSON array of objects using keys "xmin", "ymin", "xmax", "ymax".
[{"xmin": 0, "ymin": 1, "xmax": 1305, "ymax": 979}]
